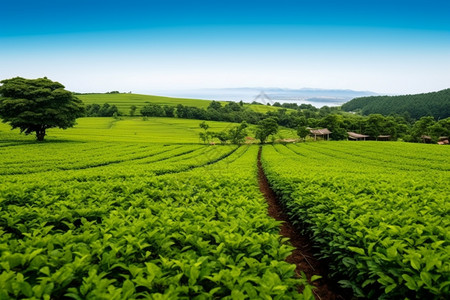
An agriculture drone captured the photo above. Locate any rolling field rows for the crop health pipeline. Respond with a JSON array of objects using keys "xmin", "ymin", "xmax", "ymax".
[
  {"xmin": 0, "ymin": 144, "xmax": 313, "ymax": 299},
  {"xmin": 261, "ymin": 142, "xmax": 450, "ymax": 299},
  {"xmin": 1, "ymin": 139, "xmax": 449, "ymax": 299}
]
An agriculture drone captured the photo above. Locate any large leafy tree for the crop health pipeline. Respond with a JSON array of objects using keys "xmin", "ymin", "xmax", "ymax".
[
  {"xmin": 255, "ymin": 117, "xmax": 279, "ymax": 144},
  {"xmin": 0, "ymin": 77, "xmax": 85, "ymax": 141}
]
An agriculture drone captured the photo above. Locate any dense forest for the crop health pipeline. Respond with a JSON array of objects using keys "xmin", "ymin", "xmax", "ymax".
[{"xmin": 341, "ymin": 88, "xmax": 450, "ymax": 120}]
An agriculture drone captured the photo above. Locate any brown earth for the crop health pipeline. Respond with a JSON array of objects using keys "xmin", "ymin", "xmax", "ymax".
[{"xmin": 257, "ymin": 147, "xmax": 347, "ymax": 300}]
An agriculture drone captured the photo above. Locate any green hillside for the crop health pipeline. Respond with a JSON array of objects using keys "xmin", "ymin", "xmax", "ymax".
[
  {"xmin": 77, "ymin": 93, "xmax": 282, "ymax": 115},
  {"xmin": 0, "ymin": 117, "xmax": 297, "ymax": 143},
  {"xmin": 341, "ymin": 88, "xmax": 450, "ymax": 119},
  {"xmin": 77, "ymin": 93, "xmax": 215, "ymax": 112}
]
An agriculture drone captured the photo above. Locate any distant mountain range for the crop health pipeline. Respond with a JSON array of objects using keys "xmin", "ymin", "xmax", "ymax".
[{"xmin": 155, "ymin": 87, "xmax": 378, "ymax": 108}]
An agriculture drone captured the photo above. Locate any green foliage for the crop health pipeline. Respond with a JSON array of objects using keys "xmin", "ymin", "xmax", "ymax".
[
  {"xmin": 0, "ymin": 144, "xmax": 312, "ymax": 299},
  {"xmin": 261, "ymin": 142, "xmax": 450, "ymax": 299},
  {"xmin": 212, "ymin": 131, "xmax": 229, "ymax": 144},
  {"xmin": 342, "ymin": 88, "xmax": 450, "ymax": 120},
  {"xmin": 199, "ymin": 121, "xmax": 209, "ymax": 131},
  {"xmin": 296, "ymin": 126, "xmax": 310, "ymax": 141},
  {"xmin": 208, "ymin": 100, "xmax": 222, "ymax": 110},
  {"xmin": 86, "ymin": 103, "xmax": 120, "ymax": 117},
  {"xmin": 255, "ymin": 118, "xmax": 279, "ymax": 144},
  {"xmin": 409, "ymin": 116, "xmax": 450, "ymax": 143},
  {"xmin": 203, "ymin": 122, "xmax": 249, "ymax": 145},
  {"xmin": 227, "ymin": 122, "xmax": 248, "ymax": 145},
  {"xmin": 0, "ymin": 77, "xmax": 85, "ymax": 141},
  {"xmin": 318, "ymin": 114, "xmax": 347, "ymax": 140},
  {"xmin": 140, "ymin": 103, "xmax": 167, "ymax": 117},
  {"xmin": 365, "ymin": 114, "xmax": 385, "ymax": 140},
  {"xmin": 129, "ymin": 105, "xmax": 137, "ymax": 117},
  {"xmin": 199, "ymin": 121, "xmax": 211, "ymax": 144}
]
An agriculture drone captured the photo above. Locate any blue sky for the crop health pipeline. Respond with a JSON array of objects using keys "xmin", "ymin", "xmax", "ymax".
[{"xmin": 1, "ymin": 0, "xmax": 449, "ymax": 94}]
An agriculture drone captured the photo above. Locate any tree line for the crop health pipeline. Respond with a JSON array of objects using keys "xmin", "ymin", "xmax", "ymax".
[{"xmin": 139, "ymin": 101, "xmax": 449, "ymax": 143}]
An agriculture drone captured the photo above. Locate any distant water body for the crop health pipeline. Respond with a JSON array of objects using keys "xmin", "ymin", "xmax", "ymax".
[{"xmin": 148, "ymin": 88, "xmax": 377, "ymax": 108}]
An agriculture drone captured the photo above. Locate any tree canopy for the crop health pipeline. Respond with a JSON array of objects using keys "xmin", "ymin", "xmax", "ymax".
[
  {"xmin": 341, "ymin": 88, "xmax": 450, "ymax": 120},
  {"xmin": 255, "ymin": 117, "xmax": 279, "ymax": 144},
  {"xmin": 0, "ymin": 77, "xmax": 85, "ymax": 141}
]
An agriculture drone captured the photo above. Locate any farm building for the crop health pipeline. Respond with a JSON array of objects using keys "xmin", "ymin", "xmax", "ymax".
[
  {"xmin": 377, "ymin": 135, "xmax": 391, "ymax": 141},
  {"xmin": 347, "ymin": 132, "xmax": 369, "ymax": 141},
  {"xmin": 438, "ymin": 136, "xmax": 449, "ymax": 145},
  {"xmin": 421, "ymin": 135, "xmax": 432, "ymax": 143},
  {"xmin": 309, "ymin": 128, "xmax": 331, "ymax": 141}
]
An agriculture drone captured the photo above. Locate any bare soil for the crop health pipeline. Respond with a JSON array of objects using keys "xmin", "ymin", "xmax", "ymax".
[{"xmin": 257, "ymin": 147, "xmax": 347, "ymax": 300}]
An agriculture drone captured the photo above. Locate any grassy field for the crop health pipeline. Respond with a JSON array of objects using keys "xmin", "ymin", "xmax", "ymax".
[
  {"xmin": 0, "ymin": 117, "xmax": 298, "ymax": 143},
  {"xmin": 77, "ymin": 93, "xmax": 284, "ymax": 115}
]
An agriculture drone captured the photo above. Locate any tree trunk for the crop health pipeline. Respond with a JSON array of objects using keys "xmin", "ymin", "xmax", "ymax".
[{"xmin": 36, "ymin": 129, "xmax": 46, "ymax": 141}]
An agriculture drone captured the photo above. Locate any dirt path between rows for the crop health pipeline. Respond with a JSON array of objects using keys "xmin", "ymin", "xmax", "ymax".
[{"xmin": 257, "ymin": 147, "xmax": 346, "ymax": 300}]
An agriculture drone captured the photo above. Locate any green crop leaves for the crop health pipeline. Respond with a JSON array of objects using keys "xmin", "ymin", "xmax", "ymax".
[
  {"xmin": 261, "ymin": 142, "xmax": 450, "ymax": 299},
  {"xmin": 0, "ymin": 144, "xmax": 311, "ymax": 299}
]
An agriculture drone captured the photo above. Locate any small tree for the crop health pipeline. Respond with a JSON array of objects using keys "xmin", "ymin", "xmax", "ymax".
[
  {"xmin": 228, "ymin": 121, "xmax": 248, "ymax": 145},
  {"xmin": 255, "ymin": 117, "xmax": 279, "ymax": 144},
  {"xmin": 199, "ymin": 121, "xmax": 209, "ymax": 131},
  {"xmin": 130, "ymin": 105, "xmax": 137, "ymax": 116},
  {"xmin": 297, "ymin": 126, "xmax": 310, "ymax": 141},
  {"xmin": 213, "ymin": 131, "xmax": 228, "ymax": 144},
  {"xmin": 0, "ymin": 77, "xmax": 85, "ymax": 141},
  {"xmin": 199, "ymin": 121, "xmax": 210, "ymax": 144}
]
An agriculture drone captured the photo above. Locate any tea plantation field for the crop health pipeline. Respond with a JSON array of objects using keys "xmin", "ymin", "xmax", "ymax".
[
  {"xmin": 261, "ymin": 142, "xmax": 450, "ymax": 299},
  {"xmin": 0, "ymin": 122, "xmax": 449, "ymax": 299},
  {"xmin": 0, "ymin": 142, "xmax": 314, "ymax": 299}
]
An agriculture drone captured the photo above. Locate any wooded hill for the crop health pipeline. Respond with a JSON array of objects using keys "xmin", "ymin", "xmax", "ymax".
[{"xmin": 341, "ymin": 88, "xmax": 450, "ymax": 120}]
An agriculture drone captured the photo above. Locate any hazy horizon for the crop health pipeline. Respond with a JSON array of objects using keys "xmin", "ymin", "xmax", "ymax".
[{"xmin": 1, "ymin": 0, "xmax": 449, "ymax": 95}]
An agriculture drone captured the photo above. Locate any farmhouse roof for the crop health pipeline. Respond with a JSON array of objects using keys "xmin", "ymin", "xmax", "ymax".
[
  {"xmin": 347, "ymin": 132, "xmax": 369, "ymax": 139},
  {"xmin": 310, "ymin": 128, "xmax": 331, "ymax": 135}
]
